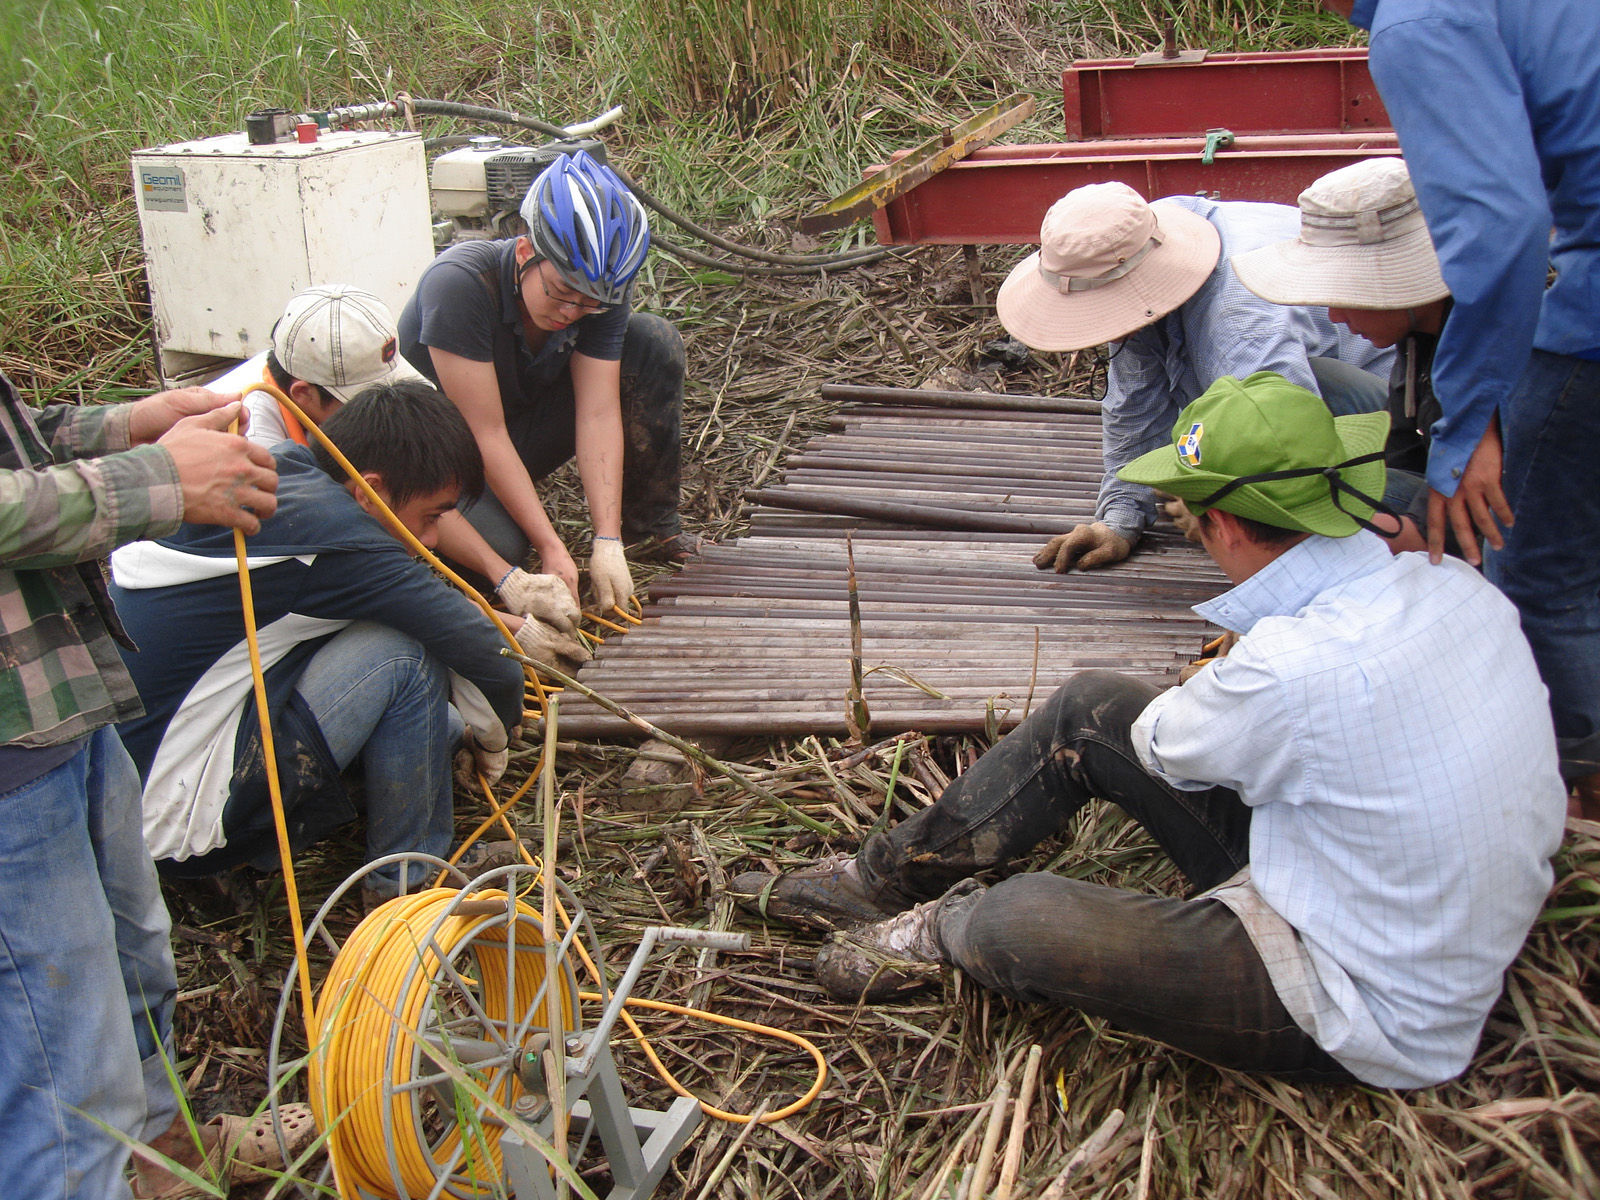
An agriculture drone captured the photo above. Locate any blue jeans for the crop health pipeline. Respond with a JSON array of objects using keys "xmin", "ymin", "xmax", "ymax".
[
  {"xmin": 1310, "ymin": 356, "xmax": 1426, "ymax": 520},
  {"xmin": 1486, "ymin": 349, "xmax": 1600, "ymax": 779},
  {"xmin": 0, "ymin": 727, "xmax": 180, "ymax": 1200},
  {"xmin": 291, "ymin": 622, "xmax": 460, "ymax": 894}
]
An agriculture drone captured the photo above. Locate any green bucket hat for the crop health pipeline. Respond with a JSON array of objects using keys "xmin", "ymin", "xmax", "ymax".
[{"xmin": 1117, "ymin": 371, "xmax": 1390, "ymax": 537}]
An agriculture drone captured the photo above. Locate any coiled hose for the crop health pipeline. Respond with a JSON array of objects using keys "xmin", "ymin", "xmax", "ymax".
[
  {"xmin": 236, "ymin": 383, "xmax": 825, "ymax": 1197},
  {"xmin": 331, "ymin": 97, "xmax": 906, "ymax": 276}
]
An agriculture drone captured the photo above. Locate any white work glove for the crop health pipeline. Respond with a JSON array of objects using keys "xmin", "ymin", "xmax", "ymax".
[
  {"xmin": 513, "ymin": 615, "xmax": 592, "ymax": 671},
  {"xmin": 454, "ymin": 728, "xmax": 509, "ymax": 791},
  {"xmin": 497, "ymin": 568, "xmax": 580, "ymax": 631},
  {"xmin": 1158, "ymin": 495, "xmax": 1203, "ymax": 543},
  {"xmin": 1178, "ymin": 631, "xmax": 1240, "ymax": 684},
  {"xmin": 589, "ymin": 538, "xmax": 634, "ymax": 616},
  {"xmin": 1033, "ymin": 523, "xmax": 1134, "ymax": 573}
]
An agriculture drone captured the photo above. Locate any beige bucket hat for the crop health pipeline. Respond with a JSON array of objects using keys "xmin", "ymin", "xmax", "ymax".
[
  {"xmin": 1231, "ymin": 157, "xmax": 1449, "ymax": 309},
  {"xmin": 996, "ymin": 182, "xmax": 1222, "ymax": 352}
]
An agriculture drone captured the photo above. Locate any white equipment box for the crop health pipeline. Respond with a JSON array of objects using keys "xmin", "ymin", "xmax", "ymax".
[{"xmin": 132, "ymin": 130, "xmax": 434, "ymax": 385}]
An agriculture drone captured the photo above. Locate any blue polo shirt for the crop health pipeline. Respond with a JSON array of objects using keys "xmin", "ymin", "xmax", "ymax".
[{"xmin": 1348, "ymin": 0, "xmax": 1600, "ymax": 494}]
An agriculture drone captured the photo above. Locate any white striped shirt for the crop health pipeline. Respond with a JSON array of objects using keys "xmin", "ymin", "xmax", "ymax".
[{"xmin": 1133, "ymin": 532, "xmax": 1565, "ymax": 1087}]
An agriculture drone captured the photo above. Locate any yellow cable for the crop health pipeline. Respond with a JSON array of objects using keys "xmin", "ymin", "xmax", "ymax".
[{"xmin": 228, "ymin": 384, "xmax": 823, "ymax": 1199}]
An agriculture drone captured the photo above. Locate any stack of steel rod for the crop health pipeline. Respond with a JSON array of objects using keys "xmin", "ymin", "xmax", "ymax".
[{"xmin": 558, "ymin": 386, "xmax": 1225, "ymax": 739}]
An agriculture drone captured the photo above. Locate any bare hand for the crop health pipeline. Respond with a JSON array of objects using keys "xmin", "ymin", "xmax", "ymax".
[
  {"xmin": 158, "ymin": 403, "xmax": 278, "ymax": 534},
  {"xmin": 535, "ymin": 541, "xmax": 581, "ymax": 602},
  {"xmin": 1033, "ymin": 523, "xmax": 1134, "ymax": 572},
  {"xmin": 129, "ymin": 388, "xmax": 245, "ymax": 445},
  {"xmin": 1427, "ymin": 417, "xmax": 1512, "ymax": 566}
]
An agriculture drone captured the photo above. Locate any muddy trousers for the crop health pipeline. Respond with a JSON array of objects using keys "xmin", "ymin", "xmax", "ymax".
[
  {"xmin": 461, "ymin": 313, "xmax": 686, "ymax": 565},
  {"xmin": 857, "ymin": 670, "xmax": 1351, "ymax": 1080}
]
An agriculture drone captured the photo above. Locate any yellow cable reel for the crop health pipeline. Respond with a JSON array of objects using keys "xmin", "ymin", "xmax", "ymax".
[{"xmin": 309, "ymin": 884, "xmax": 580, "ymax": 1199}]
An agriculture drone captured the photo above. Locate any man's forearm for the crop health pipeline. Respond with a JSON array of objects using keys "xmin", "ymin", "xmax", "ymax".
[{"xmin": 0, "ymin": 446, "xmax": 181, "ymax": 568}]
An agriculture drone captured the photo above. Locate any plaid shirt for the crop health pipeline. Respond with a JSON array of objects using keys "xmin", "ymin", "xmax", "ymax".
[{"xmin": 0, "ymin": 372, "xmax": 183, "ymax": 746}]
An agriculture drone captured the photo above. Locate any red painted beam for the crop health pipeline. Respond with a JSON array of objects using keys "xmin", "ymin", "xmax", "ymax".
[
  {"xmin": 870, "ymin": 135, "xmax": 1400, "ymax": 246},
  {"xmin": 1063, "ymin": 49, "xmax": 1390, "ymax": 140}
]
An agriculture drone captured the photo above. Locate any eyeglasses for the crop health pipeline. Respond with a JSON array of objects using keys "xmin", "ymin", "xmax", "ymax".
[{"xmin": 535, "ymin": 263, "xmax": 611, "ymax": 317}]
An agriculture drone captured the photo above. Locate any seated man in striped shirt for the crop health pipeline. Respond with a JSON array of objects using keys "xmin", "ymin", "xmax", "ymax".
[
  {"xmin": 732, "ymin": 371, "xmax": 1564, "ymax": 1088},
  {"xmin": 996, "ymin": 182, "xmax": 1395, "ymax": 573}
]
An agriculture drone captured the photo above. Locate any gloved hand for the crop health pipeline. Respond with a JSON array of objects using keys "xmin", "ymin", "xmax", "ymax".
[
  {"xmin": 498, "ymin": 568, "xmax": 580, "ymax": 631},
  {"xmin": 1033, "ymin": 523, "xmax": 1134, "ymax": 573},
  {"xmin": 453, "ymin": 727, "xmax": 509, "ymax": 791},
  {"xmin": 1178, "ymin": 631, "xmax": 1240, "ymax": 683},
  {"xmin": 589, "ymin": 537, "xmax": 634, "ymax": 616},
  {"xmin": 1159, "ymin": 496, "xmax": 1203, "ymax": 543},
  {"xmin": 512, "ymin": 615, "xmax": 592, "ymax": 671}
]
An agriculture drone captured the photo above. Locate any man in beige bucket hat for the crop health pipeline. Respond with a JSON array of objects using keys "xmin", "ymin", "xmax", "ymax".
[
  {"xmin": 1233, "ymin": 157, "xmax": 1452, "ymax": 553},
  {"xmin": 996, "ymin": 182, "xmax": 1393, "ymax": 572}
]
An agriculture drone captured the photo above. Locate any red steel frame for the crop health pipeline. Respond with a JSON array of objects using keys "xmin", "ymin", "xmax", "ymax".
[
  {"xmin": 1063, "ymin": 48, "xmax": 1390, "ymax": 141},
  {"xmin": 870, "ymin": 134, "xmax": 1399, "ymax": 246}
]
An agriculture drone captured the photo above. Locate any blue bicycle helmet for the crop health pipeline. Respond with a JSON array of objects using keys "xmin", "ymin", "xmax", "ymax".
[{"xmin": 520, "ymin": 149, "xmax": 651, "ymax": 306}]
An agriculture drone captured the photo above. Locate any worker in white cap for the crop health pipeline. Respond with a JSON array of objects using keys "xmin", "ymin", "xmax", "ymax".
[
  {"xmin": 995, "ymin": 182, "xmax": 1393, "ymax": 573},
  {"xmin": 1232, "ymin": 157, "xmax": 1453, "ymax": 554},
  {"xmin": 208, "ymin": 284, "xmax": 579, "ymax": 638}
]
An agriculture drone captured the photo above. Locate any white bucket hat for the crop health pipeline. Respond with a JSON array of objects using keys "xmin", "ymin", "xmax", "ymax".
[
  {"xmin": 1231, "ymin": 157, "xmax": 1449, "ymax": 309},
  {"xmin": 271, "ymin": 284, "xmax": 425, "ymax": 402},
  {"xmin": 996, "ymin": 182, "xmax": 1222, "ymax": 352}
]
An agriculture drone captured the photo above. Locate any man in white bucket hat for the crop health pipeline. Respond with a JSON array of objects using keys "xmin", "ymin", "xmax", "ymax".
[
  {"xmin": 1233, "ymin": 157, "xmax": 1451, "ymax": 553},
  {"xmin": 996, "ymin": 182, "xmax": 1393, "ymax": 572}
]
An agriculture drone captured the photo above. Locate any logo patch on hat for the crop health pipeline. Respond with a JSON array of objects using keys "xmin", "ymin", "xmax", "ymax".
[
  {"xmin": 382, "ymin": 337, "xmax": 398, "ymax": 364},
  {"xmin": 1177, "ymin": 422, "xmax": 1204, "ymax": 467}
]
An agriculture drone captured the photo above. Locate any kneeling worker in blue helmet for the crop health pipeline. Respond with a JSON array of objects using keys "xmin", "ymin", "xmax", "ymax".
[
  {"xmin": 400, "ymin": 149, "xmax": 694, "ymax": 617},
  {"xmin": 732, "ymin": 371, "xmax": 1565, "ymax": 1087}
]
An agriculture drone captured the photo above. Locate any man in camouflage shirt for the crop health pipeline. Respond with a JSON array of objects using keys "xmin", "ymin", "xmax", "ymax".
[{"xmin": 0, "ymin": 367, "xmax": 279, "ymax": 1199}]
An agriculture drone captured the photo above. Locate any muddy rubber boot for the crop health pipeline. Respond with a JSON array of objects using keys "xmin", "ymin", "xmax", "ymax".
[
  {"xmin": 811, "ymin": 881, "xmax": 983, "ymax": 1003},
  {"xmin": 729, "ymin": 855, "xmax": 916, "ymax": 933}
]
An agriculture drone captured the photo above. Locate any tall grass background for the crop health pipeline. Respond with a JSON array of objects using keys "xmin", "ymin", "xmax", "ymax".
[{"xmin": 0, "ymin": 0, "xmax": 1352, "ymax": 400}]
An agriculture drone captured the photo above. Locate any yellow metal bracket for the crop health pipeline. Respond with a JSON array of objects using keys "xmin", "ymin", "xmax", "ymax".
[{"xmin": 798, "ymin": 92, "xmax": 1037, "ymax": 234}]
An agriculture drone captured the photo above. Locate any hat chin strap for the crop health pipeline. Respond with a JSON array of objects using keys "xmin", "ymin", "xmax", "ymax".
[
  {"xmin": 1194, "ymin": 450, "xmax": 1401, "ymax": 539},
  {"xmin": 1039, "ymin": 230, "xmax": 1164, "ymax": 294}
]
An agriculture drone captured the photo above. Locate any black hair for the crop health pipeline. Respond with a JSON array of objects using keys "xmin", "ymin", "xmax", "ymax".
[
  {"xmin": 264, "ymin": 349, "xmax": 340, "ymax": 411},
  {"xmin": 1200, "ymin": 506, "xmax": 1307, "ymax": 547},
  {"xmin": 312, "ymin": 381, "xmax": 485, "ymax": 504}
]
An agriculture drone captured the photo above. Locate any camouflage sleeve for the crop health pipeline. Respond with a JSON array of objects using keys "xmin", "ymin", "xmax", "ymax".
[
  {"xmin": 0, "ymin": 444, "xmax": 182, "ymax": 569},
  {"xmin": 31, "ymin": 401, "xmax": 134, "ymax": 461}
]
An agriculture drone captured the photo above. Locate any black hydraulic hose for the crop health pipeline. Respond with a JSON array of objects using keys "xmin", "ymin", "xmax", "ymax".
[
  {"xmin": 393, "ymin": 97, "xmax": 903, "ymax": 271},
  {"xmin": 652, "ymin": 233, "xmax": 894, "ymax": 277},
  {"xmin": 405, "ymin": 98, "xmax": 569, "ymax": 141}
]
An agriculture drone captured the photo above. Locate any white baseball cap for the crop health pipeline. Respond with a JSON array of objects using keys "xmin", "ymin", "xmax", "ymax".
[
  {"xmin": 1231, "ymin": 157, "xmax": 1449, "ymax": 310},
  {"xmin": 271, "ymin": 284, "xmax": 425, "ymax": 402}
]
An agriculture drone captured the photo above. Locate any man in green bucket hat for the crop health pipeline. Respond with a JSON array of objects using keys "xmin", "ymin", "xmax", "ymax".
[{"xmin": 733, "ymin": 371, "xmax": 1566, "ymax": 1087}]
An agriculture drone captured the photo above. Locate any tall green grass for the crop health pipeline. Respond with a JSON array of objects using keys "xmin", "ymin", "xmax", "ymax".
[{"xmin": 0, "ymin": 0, "xmax": 1351, "ymax": 400}]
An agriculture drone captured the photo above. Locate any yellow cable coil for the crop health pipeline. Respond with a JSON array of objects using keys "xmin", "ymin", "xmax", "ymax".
[
  {"xmin": 310, "ymin": 887, "xmax": 577, "ymax": 1199},
  {"xmin": 234, "ymin": 383, "xmax": 828, "ymax": 1198}
]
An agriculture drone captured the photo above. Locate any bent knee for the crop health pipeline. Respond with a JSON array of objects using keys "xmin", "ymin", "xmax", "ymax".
[{"xmin": 623, "ymin": 313, "xmax": 685, "ymax": 373}]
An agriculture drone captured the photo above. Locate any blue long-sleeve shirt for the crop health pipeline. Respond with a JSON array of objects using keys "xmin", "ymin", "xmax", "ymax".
[
  {"xmin": 1097, "ymin": 196, "xmax": 1392, "ymax": 539},
  {"xmin": 1349, "ymin": 0, "xmax": 1600, "ymax": 495}
]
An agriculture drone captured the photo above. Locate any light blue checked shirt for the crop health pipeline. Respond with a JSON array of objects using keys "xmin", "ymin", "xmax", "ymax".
[
  {"xmin": 1132, "ymin": 533, "xmax": 1565, "ymax": 1087},
  {"xmin": 1098, "ymin": 197, "xmax": 1393, "ymax": 540}
]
